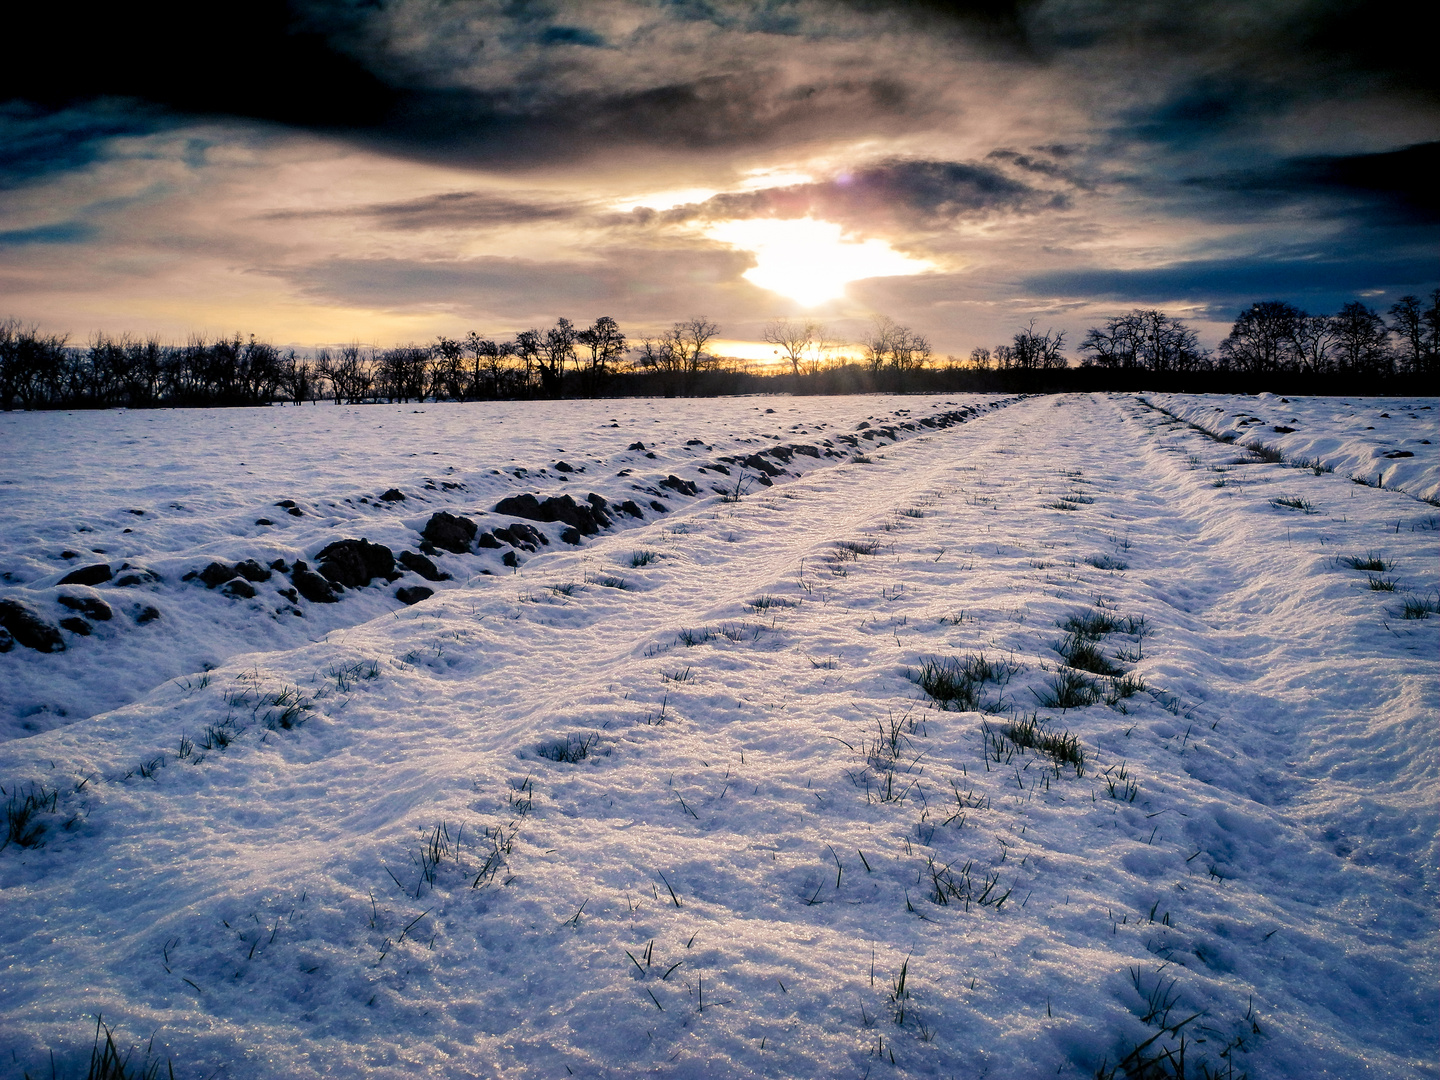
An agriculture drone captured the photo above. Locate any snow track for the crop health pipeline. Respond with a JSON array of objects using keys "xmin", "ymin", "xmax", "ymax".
[{"xmin": 1, "ymin": 395, "xmax": 1435, "ymax": 1079}]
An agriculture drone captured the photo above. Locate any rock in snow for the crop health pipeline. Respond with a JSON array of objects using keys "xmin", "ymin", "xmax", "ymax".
[
  {"xmin": 420, "ymin": 511, "xmax": 478, "ymax": 554},
  {"xmin": 397, "ymin": 550, "xmax": 450, "ymax": 582},
  {"xmin": 315, "ymin": 538, "xmax": 395, "ymax": 588},
  {"xmin": 56, "ymin": 595, "xmax": 112, "ymax": 621},
  {"xmin": 289, "ymin": 561, "xmax": 339, "ymax": 603},
  {"xmin": 218, "ymin": 578, "xmax": 256, "ymax": 600},
  {"xmin": 494, "ymin": 493, "xmax": 606, "ymax": 535},
  {"xmin": 0, "ymin": 598, "xmax": 65, "ymax": 652},
  {"xmin": 57, "ymin": 563, "xmax": 111, "ymax": 587}
]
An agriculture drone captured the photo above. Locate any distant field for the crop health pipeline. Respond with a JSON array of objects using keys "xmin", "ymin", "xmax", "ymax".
[{"xmin": 1, "ymin": 394, "xmax": 1435, "ymax": 1079}]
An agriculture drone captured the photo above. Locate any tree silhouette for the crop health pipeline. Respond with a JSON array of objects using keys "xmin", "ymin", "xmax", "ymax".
[
  {"xmin": 1329, "ymin": 302, "xmax": 1390, "ymax": 374},
  {"xmin": 1218, "ymin": 301, "xmax": 1303, "ymax": 373},
  {"xmin": 763, "ymin": 318, "xmax": 815, "ymax": 376},
  {"xmin": 576, "ymin": 316, "xmax": 627, "ymax": 392}
]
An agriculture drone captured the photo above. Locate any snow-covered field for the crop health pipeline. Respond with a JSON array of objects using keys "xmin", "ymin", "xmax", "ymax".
[
  {"xmin": 1146, "ymin": 393, "xmax": 1438, "ymax": 503},
  {"xmin": 0, "ymin": 395, "xmax": 994, "ymax": 739},
  {"xmin": 1, "ymin": 394, "xmax": 1436, "ymax": 1079}
]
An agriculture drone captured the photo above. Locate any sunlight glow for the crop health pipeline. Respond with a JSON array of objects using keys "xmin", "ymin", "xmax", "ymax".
[
  {"xmin": 705, "ymin": 218, "xmax": 932, "ymax": 306},
  {"xmin": 609, "ymin": 187, "xmax": 721, "ymax": 212}
]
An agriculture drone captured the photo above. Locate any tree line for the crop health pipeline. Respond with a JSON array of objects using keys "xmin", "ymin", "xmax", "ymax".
[
  {"xmin": 1076, "ymin": 295, "xmax": 1437, "ymax": 377},
  {"xmin": 0, "ymin": 315, "xmax": 638, "ymax": 409},
  {"xmin": 2, "ymin": 292, "xmax": 1434, "ymax": 410}
]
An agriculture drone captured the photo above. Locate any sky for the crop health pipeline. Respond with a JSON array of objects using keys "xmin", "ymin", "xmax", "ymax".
[{"xmin": 1, "ymin": 0, "xmax": 1436, "ymax": 360}]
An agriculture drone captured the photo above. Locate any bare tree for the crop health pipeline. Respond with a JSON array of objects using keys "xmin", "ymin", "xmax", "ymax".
[
  {"xmin": 1329, "ymin": 301, "xmax": 1390, "ymax": 374},
  {"xmin": 1291, "ymin": 313, "xmax": 1336, "ymax": 374},
  {"xmin": 0, "ymin": 320, "xmax": 69, "ymax": 410},
  {"xmin": 889, "ymin": 325, "xmax": 931, "ymax": 373},
  {"xmin": 1425, "ymin": 289, "xmax": 1440, "ymax": 374},
  {"xmin": 328, "ymin": 343, "xmax": 373, "ymax": 404},
  {"xmin": 312, "ymin": 348, "xmax": 333, "ymax": 402},
  {"xmin": 762, "ymin": 317, "xmax": 814, "ymax": 376},
  {"xmin": 377, "ymin": 345, "xmax": 429, "ymax": 402},
  {"xmin": 537, "ymin": 317, "xmax": 578, "ymax": 397},
  {"xmin": 633, "ymin": 335, "xmax": 681, "ymax": 395},
  {"xmin": 1218, "ymin": 301, "xmax": 1302, "ymax": 373},
  {"xmin": 1080, "ymin": 315, "xmax": 1140, "ymax": 369},
  {"xmin": 664, "ymin": 316, "xmax": 720, "ymax": 391},
  {"xmin": 280, "ymin": 350, "xmax": 315, "ymax": 404},
  {"xmin": 236, "ymin": 335, "xmax": 283, "ymax": 405},
  {"xmin": 576, "ymin": 316, "xmax": 627, "ymax": 392},
  {"xmin": 1416, "ymin": 289, "xmax": 1440, "ymax": 377},
  {"xmin": 634, "ymin": 336, "xmax": 677, "ymax": 374},
  {"xmin": 1142, "ymin": 310, "xmax": 1204, "ymax": 373},
  {"xmin": 1006, "ymin": 320, "xmax": 1067, "ymax": 369},
  {"xmin": 631, "ymin": 318, "xmax": 717, "ymax": 394},
  {"xmin": 464, "ymin": 332, "xmax": 508, "ymax": 398},
  {"xmin": 1387, "ymin": 294, "xmax": 1436, "ymax": 375},
  {"xmin": 808, "ymin": 323, "xmax": 840, "ymax": 373},
  {"xmin": 860, "ymin": 316, "xmax": 895, "ymax": 373},
  {"xmin": 432, "ymin": 335, "xmax": 467, "ymax": 400},
  {"xmin": 1082, "ymin": 310, "xmax": 1202, "ymax": 372},
  {"xmin": 512, "ymin": 328, "xmax": 543, "ymax": 393}
]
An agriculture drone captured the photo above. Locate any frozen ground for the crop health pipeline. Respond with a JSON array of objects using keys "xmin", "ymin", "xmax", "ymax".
[
  {"xmin": 0, "ymin": 395, "xmax": 997, "ymax": 740},
  {"xmin": 1, "ymin": 394, "xmax": 1436, "ymax": 1079},
  {"xmin": 1146, "ymin": 393, "xmax": 1438, "ymax": 503}
]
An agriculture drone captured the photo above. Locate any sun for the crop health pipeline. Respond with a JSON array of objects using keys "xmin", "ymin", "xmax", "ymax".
[{"xmin": 705, "ymin": 218, "xmax": 932, "ymax": 306}]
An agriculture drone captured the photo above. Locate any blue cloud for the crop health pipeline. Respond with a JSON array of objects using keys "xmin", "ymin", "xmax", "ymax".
[
  {"xmin": 1024, "ymin": 253, "xmax": 1439, "ymax": 315},
  {"xmin": 540, "ymin": 25, "xmax": 607, "ymax": 47},
  {"xmin": 0, "ymin": 102, "xmax": 161, "ymax": 187},
  {"xmin": 0, "ymin": 221, "xmax": 96, "ymax": 246}
]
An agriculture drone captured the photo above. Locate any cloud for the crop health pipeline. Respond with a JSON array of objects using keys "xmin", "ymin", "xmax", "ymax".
[
  {"xmin": 1, "ymin": 2, "xmax": 393, "ymax": 129},
  {"xmin": 1023, "ymin": 253, "xmax": 1440, "ymax": 313},
  {"xmin": 645, "ymin": 157, "xmax": 1065, "ymax": 232},
  {"xmin": 0, "ymin": 221, "xmax": 96, "ymax": 246},
  {"xmin": 1183, "ymin": 142, "xmax": 1440, "ymax": 226},
  {"xmin": 277, "ymin": 245, "xmax": 762, "ymax": 329},
  {"xmin": 4, "ymin": 1, "xmax": 1434, "ymax": 181},
  {"xmin": 0, "ymin": 103, "xmax": 165, "ymax": 188},
  {"xmin": 265, "ymin": 190, "xmax": 583, "ymax": 229}
]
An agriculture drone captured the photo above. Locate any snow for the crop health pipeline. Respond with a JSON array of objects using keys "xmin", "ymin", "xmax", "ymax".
[
  {"xmin": 1, "ymin": 394, "xmax": 1436, "ymax": 1079},
  {"xmin": 1146, "ymin": 393, "xmax": 1438, "ymax": 503},
  {"xmin": 0, "ymin": 395, "xmax": 990, "ymax": 739}
]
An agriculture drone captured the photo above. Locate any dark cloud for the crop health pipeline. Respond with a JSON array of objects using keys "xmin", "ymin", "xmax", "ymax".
[
  {"xmin": 376, "ymin": 72, "xmax": 929, "ymax": 167},
  {"xmin": 538, "ymin": 26, "xmax": 608, "ymax": 48},
  {"xmin": 1125, "ymin": 76, "xmax": 1284, "ymax": 147},
  {"xmin": 1024, "ymin": 252, "xmax": 1439, "ymax": 313},
  {"xmin": 266, "ymin": 191, "xmax": 581, "ymax": 229},
  {"xmin": 985, "ymin": 149, "xmax": 1088, "ymax": 186},
  {"xmin": 1, "ymin": 2, "xmax": 393, "ymax": 129},
  {"xmin": 0, "ymin": 103, "xmax": 161, "ymax": 188},
  {"xmin": 1185, "ymin": 142, "xmax": 1440, "ymax": 226},
  {"xmin": 1310, "ymin": 142, "xmax": 1440, "ymax": 217},
  {"xmin": 1027, "ymin": 0, "xmax": 1434, "ymax": 101},
  {"xmin": 0, "ymin": 221, "xmax": 96, "ymax": 247},
  {"xmin": 649, "ymin": 158, "xmax": 1061, "ymax": 230},
  {"xmin": 3, "ymin": 1, "xmax": 1433, "ymax": 177},
  {"xmin": 0, "ymin": 2, "xmax": 941, "ymax": 170}
]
